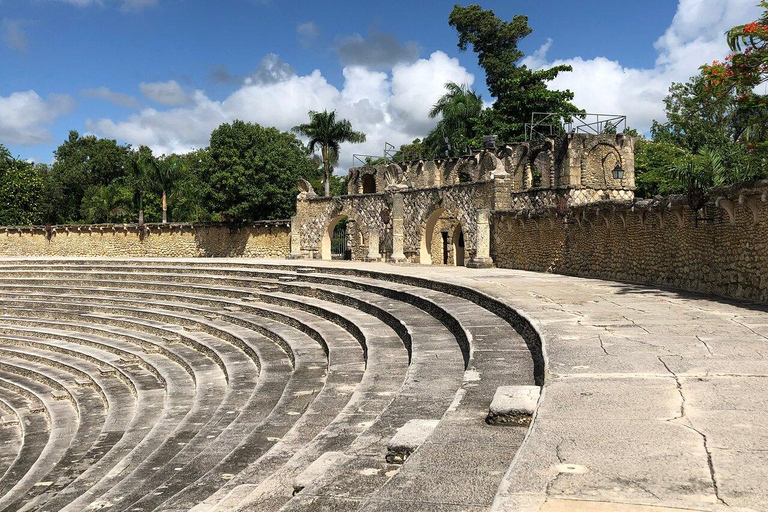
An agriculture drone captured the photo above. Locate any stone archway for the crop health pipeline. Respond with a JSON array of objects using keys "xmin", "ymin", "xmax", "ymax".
[
  {"xmin": 420, "ymin": 207, "xmax": 463, "ymax": 265},
  {"xmin": 320, "ymin": 214, "xmax": 349, "ymax": 260}
]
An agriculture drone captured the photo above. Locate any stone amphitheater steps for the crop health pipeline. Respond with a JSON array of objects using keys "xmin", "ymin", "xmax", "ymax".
[
  {"xmin": 0, "ymin": 338, "xmax": 138, "ymax": 512},
  {"xmin": 0, "ymin": 286, "xmax": 360, "ymax": 510},
  {"xmin": 0, "ymin": 349, "xmax": 119, "ymax": 512},
  {"xmin": 0, "ymin": 368, "xmax": 79, "ymax": 510},
  {"xmin": 0, "ymin": 390, "xmax": 44, "ymax": 494},
  {"xmin": 0, "ymin": 260, "xmax": 540, "ymax": 511},
  {"xmin": 0, "ymin": 397, "xmax": 23, "ymax": 484},
  {"xmin": 0, "ymin": 280, "xmax": 414, "ymax": 512},
  {"xmin": 0, "ymin": 300, "xmax": 295, "ymax": 512},
  {"xmin": 0, "ymin": 331, "xmax": 169, "ymax": 512},
  {"xmin": 0, "ymin": 316, "xmax": 207, "ymax": 511},
  {"xmin": 0, "ymin": 290, "xmax": 341, "ymax": 512},
  {"xmin": 9, "ymin": 266, "xmax": 472, "ymax": 511}
]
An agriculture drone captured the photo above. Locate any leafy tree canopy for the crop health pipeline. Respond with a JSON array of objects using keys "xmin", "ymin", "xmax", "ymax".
[
  {"xmin": 0, "ymin": 146, "xmax": 44, "ymax": 226},
  {"xmin": 447, "ymin": 5, "xmax": 583, "ymax": 142},
  {"xmin": 48, "ymin": 130, "xmax": 132, "ymax": 223},
  {"xmin": 205, "ymin": 120, "xmax": 320, "ymax": 221}
]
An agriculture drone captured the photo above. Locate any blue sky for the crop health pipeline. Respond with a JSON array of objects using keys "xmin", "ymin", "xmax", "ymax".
[{"xmin": 0, "ymin": 0, "xmax": 760, "ymax": 168}]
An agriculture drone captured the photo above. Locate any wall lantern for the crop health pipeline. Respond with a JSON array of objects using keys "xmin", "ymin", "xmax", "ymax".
[{"xmin": 612, "ymin": 163, "xmax": 625, "ymax": 180}]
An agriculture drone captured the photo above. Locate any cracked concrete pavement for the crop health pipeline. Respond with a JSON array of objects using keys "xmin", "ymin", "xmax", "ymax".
[{"xmin": 274, "ymin": 260, "xmax": 767, "ymax": 512}]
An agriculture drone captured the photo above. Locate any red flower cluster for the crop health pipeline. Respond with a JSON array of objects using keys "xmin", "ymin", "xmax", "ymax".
[{"xmin": 743, "ymin": 21, "xmax": 761, "ymax": 34}]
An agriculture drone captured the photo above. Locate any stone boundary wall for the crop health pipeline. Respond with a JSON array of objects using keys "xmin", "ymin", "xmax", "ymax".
[
  {"xmin": 0, "ymin": 221, "xmax": 291, "ymax": 258},
  {"xmin": 491, "ymin": 182, "xmax": 768, "ymax": 303}
]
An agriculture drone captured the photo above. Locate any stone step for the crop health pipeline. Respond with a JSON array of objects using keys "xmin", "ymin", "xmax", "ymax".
[
  {"xmin": 0, "ymin": 388, "xmax": 49, "ymax": 500},
  {"xmin": 0, "ymin": 371, "xmax": 79, "ymax": 510}
]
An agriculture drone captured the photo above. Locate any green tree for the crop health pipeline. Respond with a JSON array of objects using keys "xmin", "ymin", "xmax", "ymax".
[
  {"xmin": 48, "ymin": 131, "xmax": 132, "ymax": 223},
  {"xmin": 703, "ymin": 1, "xmax": 768, "ymax": 157},
  {"xmin": 0, "ymin": 146, "xmax": 44, "ymax": 226},
  {"xmin": 292, "ymin": 110, "xmax": 366, "ymax": 197},
  {"xmin": 448, "ymin": 5, "xmax": 582, "ymax": 141},
  {"xmin": 80, "ymin": 183, "xmax": 132, "ymax": 224},
  {"xmin": 171, "ymin": 148, "xmax": 212, "ymax": 222},
  {"xmin": 205, "ymin": 120, "xmax": 319, "ymax": 221},
  {"xmin": 127, "ymin": 146, "xmax": 153, "ymax": 224},
  {"xmin": 634, "ymin": 139, "xmax": 688, "ymax": 197},
  {"xmin": 426, "ymin": 82, "xmax": 484, "ymax": 155},
  {"xmin": 143, "ymin": 152, "xmax": 187, "ymax": 223}
]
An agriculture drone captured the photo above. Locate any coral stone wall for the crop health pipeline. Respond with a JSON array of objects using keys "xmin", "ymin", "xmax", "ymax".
[
  {"xmin": 0, "ymin": 222, "xmax": 290, "ymax": 258},
  {"xmin": 491, "ymin": 188, "xmax": 768, "ymax": 302}
]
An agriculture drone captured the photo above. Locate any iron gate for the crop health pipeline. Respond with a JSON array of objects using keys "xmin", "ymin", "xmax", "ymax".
[{"xmin": 331, "ymin": 220, "xmax": 350, "ymax": 260}]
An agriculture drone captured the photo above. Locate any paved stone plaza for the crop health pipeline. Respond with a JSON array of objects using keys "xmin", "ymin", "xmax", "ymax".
[{"xmin": 0, "ymin": 257, "xmax": 762, "ymax": 511}]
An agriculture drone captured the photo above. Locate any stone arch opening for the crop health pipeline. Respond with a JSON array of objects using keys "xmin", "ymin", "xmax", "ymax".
[
  {"xmin": 320, "ymin": 214, "xmax": 350, "ymax": 260},
  {"xmin": 453, "ymin": 223, "xmax": 465, "ymax": 266},
  {"xmin": 362, "ymin": 174, "xmax": 376, "ymax": 194},
  {"xmin": 420, "ymin": 207, "xmax": 463, "ymax": 265}
]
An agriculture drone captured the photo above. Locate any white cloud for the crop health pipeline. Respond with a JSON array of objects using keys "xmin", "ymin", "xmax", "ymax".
[
  {"xmin": 391, "ymin": 51, "xmax": 474, "ymax": 133},
  {"xmin": 522, "ymin": 0, "xmax": 762, "ymax": 133},
  {"xmin": 81, "ymin": 86, "xmax": 139, "ymax": 108},
  {"xmin": 139, "ymin": 80, "xmax": 190, "ymax": 106},
  {"xmin": 87, "ymin": 51, "xmax": 474, "ymax": 168},
  {"xmin": 0, "ymin": 91, "xmax": 75, "ymax": 146}
]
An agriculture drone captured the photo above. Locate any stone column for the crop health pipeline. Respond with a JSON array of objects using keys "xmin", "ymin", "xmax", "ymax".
[
  {"xmin": 467, "ymin": 209, "xmax": 494, "ymax": 269},
  {"xmin": 390, "ymin": 193, "xmax": 407, "ymax": 263},
  {"xmin": 524, "ymin": 162, "xmax": 532, "ymax": 189},
  {"xmin": 365, "ymin": 229, "xmax": 381, "ymax": 262},
  {"xmin": 288, "ymin": 215, "xmax": 303, "ymax": 259}
]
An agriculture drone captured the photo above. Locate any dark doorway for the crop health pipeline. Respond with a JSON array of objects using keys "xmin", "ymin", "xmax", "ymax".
[
  {"xmin": 362, "ymin": 174, "xmax": 376, "ymax": 194},
  {"xmin": 441, "ymin": 231, "xmax": 449, "ymax": 264}
]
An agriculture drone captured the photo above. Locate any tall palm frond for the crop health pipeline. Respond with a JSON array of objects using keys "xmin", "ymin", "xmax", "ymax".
[{"xmin": 292, "ymin": 110, "xmax": 366, "ymax": 197}]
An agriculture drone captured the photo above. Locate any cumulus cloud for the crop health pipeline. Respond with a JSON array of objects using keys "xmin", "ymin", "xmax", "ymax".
[
  {"xmin": 81, "ymin": 86, "xmax": 139, "ymax": 108},
  {"xmin": 2, "ymin": 19, "xmax": 29, "ymax": 52},
  {"xmin": 0, "ymin": 91, "xmax": 75, "ymax": 146},
  {"xmin": 140, "ymin": 80, "xmax": 190, "ymax": 106},
  {"xmin": 522, "ymin": 0, "xmax": 762, "ymax": 133},
  {"xmin": 209, "ymin": 54, "xmax": 295, "ymax": 87},
  {"xmin": 337, "ymin": 29, "xmax": 420, "ymax": 70},
  {"xmin": 87, "ymin": 51, "xmax": 473, "ymax": 167},
  {"xmin": 245, "ymin": 53, "xmax": 296, "ymax": 85}
]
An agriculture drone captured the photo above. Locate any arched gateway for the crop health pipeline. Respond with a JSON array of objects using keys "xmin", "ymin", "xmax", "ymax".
[{"xmin": 293, "ymin": 133, "xmax": 636, "ymax": 266}]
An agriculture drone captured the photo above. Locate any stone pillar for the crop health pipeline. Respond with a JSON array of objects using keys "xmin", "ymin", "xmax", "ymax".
[
  {"xmin": 390, "ymin": 193, "xmax": 407, "ymax": 263},
  {"xmin": 491, "ymin": 170, "xmax": 512, "ymax": 211},
  {"xmin": 524, "ymin": 162, "xmax": 532, "ymax": 189},
  {"xmin": 288, "ymin": 216, "xmax": 303, "ymax": 259},
  {"xmin": 467, "ymin": 209, "xmax": 494, "ymax": 269},
  {"xmin": 365, "ymin": 229, "xmax": 381, "ymax": 262}
]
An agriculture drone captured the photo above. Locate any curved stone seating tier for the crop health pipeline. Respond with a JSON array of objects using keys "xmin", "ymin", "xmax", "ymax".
[{"xmin": 0, "ymin": 261, "xmax": 539, "ymax": 512}]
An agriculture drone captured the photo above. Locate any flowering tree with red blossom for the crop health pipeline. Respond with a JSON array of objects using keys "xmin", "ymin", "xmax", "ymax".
[{"xmin": 702, "ymin": 2, "xmax": 768, "ymax": 152}]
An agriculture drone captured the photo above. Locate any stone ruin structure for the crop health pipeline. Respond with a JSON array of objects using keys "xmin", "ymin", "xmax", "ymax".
[{"xmin": 292, "ymin": 133, "xmax": 636, "ymax": 267}]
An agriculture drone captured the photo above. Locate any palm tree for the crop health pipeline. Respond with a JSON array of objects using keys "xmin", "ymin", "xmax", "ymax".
[
  {"xmin": 144, "ymin": 152, "xmax": 186, "ymax": 223},
  {"xmin": 292, "ymin": 110, "xmax": 366, "ymax": 197},
  {"xmin": 80, "ymin": 183, "xmax": 132, "ymax": 224},
  {"xmin": 128, "ymin": 148, "xmax": 152, "ymax": 224},
  {"xmin": 429, "ymin": 82, "xmax": 484, "ymax": 151}
]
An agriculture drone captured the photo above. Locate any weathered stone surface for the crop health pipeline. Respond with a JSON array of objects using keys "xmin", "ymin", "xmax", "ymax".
[
  {"xmin": 385, "ymin": 419, "xmax": 440, "ymax": 464},
  {"xmin": 293, "ymin": 451, "xmax": 349, "ymax": 495},
  {"xmin": 487, "ymin": 385, "xmax": 540, "ymax": 425}
]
